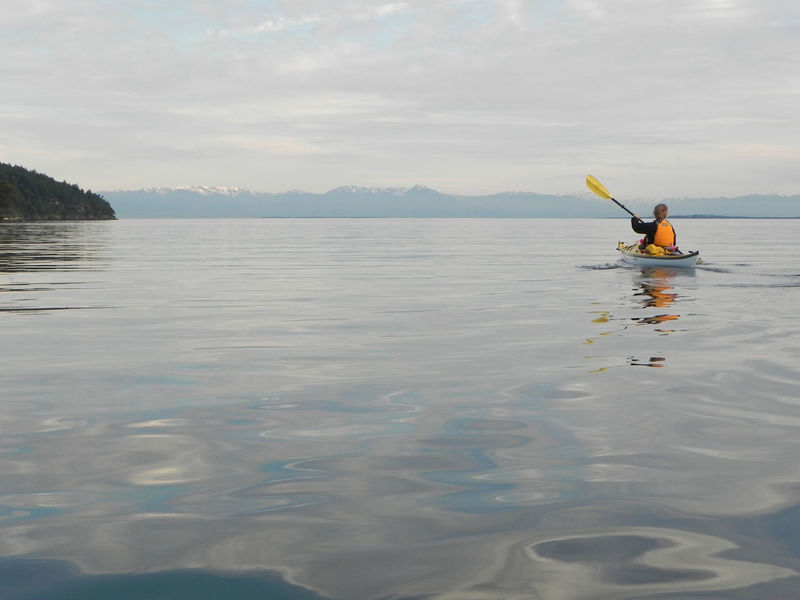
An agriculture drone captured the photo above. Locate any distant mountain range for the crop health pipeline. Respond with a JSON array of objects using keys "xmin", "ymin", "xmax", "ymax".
[{"xmin": 101, "ymin": 185, "xmax": 800, "ymax": 218}]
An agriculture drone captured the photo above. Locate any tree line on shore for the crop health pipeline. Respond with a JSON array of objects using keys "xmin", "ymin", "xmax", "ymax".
[{"xmin": 0, "ymin": 163, "xmax": 115, "ymax": 221}]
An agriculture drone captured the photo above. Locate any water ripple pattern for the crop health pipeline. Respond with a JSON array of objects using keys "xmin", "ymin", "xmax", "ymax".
[{"xmin": 1, "ymin": 218, "xmax": 800, "ymax": 600}]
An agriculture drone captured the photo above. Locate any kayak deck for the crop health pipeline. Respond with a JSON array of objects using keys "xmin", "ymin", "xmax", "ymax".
[{"xmin": 616, "ymin": 242, "xmax": 700, "ymax": 268}]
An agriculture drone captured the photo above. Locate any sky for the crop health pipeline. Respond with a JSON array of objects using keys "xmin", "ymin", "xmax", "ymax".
[{"xmin": 2, "ymin": 0, "xmax": 799, "ymax": 199}]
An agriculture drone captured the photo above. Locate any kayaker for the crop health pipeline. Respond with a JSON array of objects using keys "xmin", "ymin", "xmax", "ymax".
[{"xmin": 631, "ymin": 203, "xmax": 678, "ymax": 253}]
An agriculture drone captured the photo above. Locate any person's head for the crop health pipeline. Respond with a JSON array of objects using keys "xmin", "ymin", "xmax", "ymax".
[{"xmin": 653, "ymin": 203, "xmax": 668, "ymax": 221}]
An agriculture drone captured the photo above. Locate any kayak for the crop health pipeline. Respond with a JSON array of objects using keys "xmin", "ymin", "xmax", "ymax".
[{"xmin": 616, "ymin": 242, "xmax": 700, "ymax": 268}]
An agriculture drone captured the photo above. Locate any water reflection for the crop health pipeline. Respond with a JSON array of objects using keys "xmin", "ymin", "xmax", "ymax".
[
  {"xmin": 631, "ymin": 267, "xmax": 681, "ymax": 331},
  {"xmin": 526, "ymin": 527, "xmax": 795, "ymax": 599},
  {"xmin": 0, "ymin": 222, "xmax": 112, "ymax": 314},
  {"xmin": 0, "ymin": 222, "xmax": 110, "ymax": 273},
  {"xmin": 628, "ymin": 355, "xmax": 666, "ymax": 367},
  {"xmin": 0, "ymin": 557, "xmax": 328, "ymax": 600},
  {"xmin": 586, "ymin": 267, "xmax": 695, "ymax": 370}
]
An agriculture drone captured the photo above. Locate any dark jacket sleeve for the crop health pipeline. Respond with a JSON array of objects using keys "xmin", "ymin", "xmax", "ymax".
[{"xmin": 631, "ymin": 217, "xmax": 656, "ymax": 242}]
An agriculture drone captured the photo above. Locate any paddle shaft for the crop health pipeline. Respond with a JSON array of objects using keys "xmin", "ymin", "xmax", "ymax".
[{"xmin": 611, "ymin": 197, "xmax": 635, "ymax": 217}]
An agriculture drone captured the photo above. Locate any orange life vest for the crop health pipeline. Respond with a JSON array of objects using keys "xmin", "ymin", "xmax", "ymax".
[{"xmin": 653, "ymin": 220, "xmax": 675, "ymax": 247}]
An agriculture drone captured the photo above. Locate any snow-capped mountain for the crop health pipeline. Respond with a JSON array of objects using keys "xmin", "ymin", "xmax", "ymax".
[
  {"xmin": 133, "ymin": 186, "xmax": 256, "ymax": 197},
  {"xmin": 325, "ymin": 185, "xmax": 437, "ymax": 196}
]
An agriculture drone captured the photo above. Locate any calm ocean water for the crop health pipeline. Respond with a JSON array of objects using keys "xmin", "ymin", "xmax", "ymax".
[{"xmin": 1, "ymin": 218, "xmax": 799, "ymax": 600}]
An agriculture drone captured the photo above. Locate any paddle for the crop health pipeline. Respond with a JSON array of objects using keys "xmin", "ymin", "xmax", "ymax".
[{"xmin": 586, "ymin": 175, "xmax": 635, "ymax": 217}]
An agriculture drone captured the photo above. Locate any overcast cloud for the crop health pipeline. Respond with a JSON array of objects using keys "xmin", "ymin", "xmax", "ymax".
[{"xmin": 1, "ymin": 0, "xmax": 798, "ymax": 198}]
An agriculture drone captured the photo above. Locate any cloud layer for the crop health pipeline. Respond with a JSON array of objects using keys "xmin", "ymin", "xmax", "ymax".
[{"xmin": 2, "ymin": 0, "xmax": 799, "ymax": 198}]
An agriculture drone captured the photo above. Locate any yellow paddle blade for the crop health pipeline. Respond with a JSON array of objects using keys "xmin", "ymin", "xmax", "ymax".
[{"xmin": 586, "ymin": 174, "xmax": 612, "ymax": 199}]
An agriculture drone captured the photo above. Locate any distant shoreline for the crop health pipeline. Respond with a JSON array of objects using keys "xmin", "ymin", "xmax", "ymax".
[
  {"xmin": 672, "ymin": 215, "xmax": 800, "ymax": 219},
  {"xmin": 104, "ymin": 186, "xmax": 800, "ymax": 219}
]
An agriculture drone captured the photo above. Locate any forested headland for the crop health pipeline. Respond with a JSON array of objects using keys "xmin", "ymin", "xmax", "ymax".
[{"xmin": 0, "ymin": 163, "xmax": 115, "ymax": 221}]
